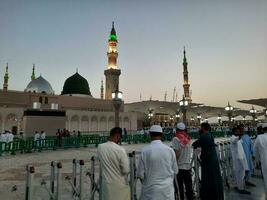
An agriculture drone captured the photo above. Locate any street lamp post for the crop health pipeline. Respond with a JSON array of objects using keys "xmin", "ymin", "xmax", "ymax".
[
  {"xmin": 190, "ymin": 116, "xmax": 195, "ymax": 126},
  {"xmin": 217, "ymin": 114, "xmax": 222, "ymax": 125},
  {"xmin": 225, "ymin": 102, "xmax": 233, "ymax": 127},
  {"xmin": 197, "ymin": 113, "xmax": 201, "ymax": 125},
  {"xmin": 179, "ymin": 96, "xmax": 189, "ymax": 125},
  {"xmin": 175, "ymin": 112, "xmax": 180, "ymax": 123},
  {"xmin": 170, "ymin": 115, "xmax": 174, "ymax": 127},
  {"xmin": 112, "ymin": 91, "xmax": 123, "ymax": 127},
  {"xmin": 250, "ymin": 106, "xmax": 257, "ymax": 126},
  {"xmin": 148, "ymin": 109, "xmax": 154, "ymax": 126}
]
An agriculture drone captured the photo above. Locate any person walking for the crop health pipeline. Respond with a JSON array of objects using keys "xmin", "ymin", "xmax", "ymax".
[
  {"xmin": 97, "ymin": 127, "xmax": 130, "ymax": 200},
  {"xmin": 253, "ymin": 123, "xmax": 267, "ymax": 198},
  {"xmin": 172, "ymin": 122, "xmax": 194, "ymax": 200},
  {"xmin": 230, "ymin": 127, "xmax": 250, "ymax": 194},
  {"xmin": 192, "ymin": 123, "xmax": 224, "ymax": 200},
  {"xmin": 137, "ymin": 125, "xmax": 178, "ymax": 200},
  {"xmin": 239, "ymin": 124, "xmax": 256, "ymax": 187}
]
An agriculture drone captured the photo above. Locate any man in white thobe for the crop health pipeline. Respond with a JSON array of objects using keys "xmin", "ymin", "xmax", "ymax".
[
  {"xmin": 137, "ymin": 125, "xmax": 178, "ymax": 200},
  {"xmin": 230, "ymin": 127, "xmax": 250, "ymax": 194},
  {"xmin": 253, "ymin": 123, "xmax": 267, "ymax": 197},
  {"xmin": 97, "ymin": 127, "xmax": 130, "ymax": 200}
]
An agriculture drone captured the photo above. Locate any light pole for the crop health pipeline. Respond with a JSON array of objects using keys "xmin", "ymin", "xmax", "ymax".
[
  {"xmin": 250, "ymin": 106, "xmax": 257, "ymax": 126},
  {"xmin": 179, "ymin": 96, "xmax": 189, "ymax": 125},
  {"xmin": 242, "ymin": 116, "xmax": 246, "ymax": 124},
  {"xmin": 175, "ymin": 112, "xmax": 180, "ymax": 123},
  {"xmin": 148, "ymin": 109, "xmax": 153, "ymax": 126},
  {"xmin": 112, "ymin": 91, "xmax": 123, "ymax": 127},
  {"xmin": 225, "ymin": 102, "xmax": 233, "ymax": 127},
  {"xmin": 217, "ymin": 114, "xmax": 222, "ymax": 125},
  {"xmin": 170, "ymin": 115, "xmax": 174, "ymax": 127},
  {"xmin": 197, "ymin": 113, "xmax": 201, "ymax": 125},
  {"xmin": 190, "ymin": 116, "xmax": 195, "ymax": 126}
]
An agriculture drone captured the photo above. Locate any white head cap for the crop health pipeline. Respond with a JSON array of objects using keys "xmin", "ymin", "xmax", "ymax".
[
  {"xmin": 149, "ymin": 125, "xmax": 163, "ymax": 133},
  {"xmin": 177, "ymin": 122, "xmax": 186, "ymax": 130}
]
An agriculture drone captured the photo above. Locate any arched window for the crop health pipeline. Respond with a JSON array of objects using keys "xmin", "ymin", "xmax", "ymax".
[{"xmin": 39, "ymin": 97, "xmax": 43, "ymax": 104}]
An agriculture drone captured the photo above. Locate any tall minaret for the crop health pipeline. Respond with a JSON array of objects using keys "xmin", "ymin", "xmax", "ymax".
[
  {"xmin": 100, "ymin": 79, "xmax": 104, "ymax": 99},
  {"xmin": 182, "ymin": 47, "xmax": 192, "ymax": 102},
  {"xmin": 104, "ymin": 22, "xmax": 121, "ymax": 100},
  {"xmin": 3, "ymin": 63, "xmax": 9, "ymax": 91},
  {"xmin": 31, "ymin": 64, "xmax": 36, "ymax": 81}
]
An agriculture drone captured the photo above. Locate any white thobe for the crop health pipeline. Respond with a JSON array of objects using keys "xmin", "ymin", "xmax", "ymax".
[
  {"xmin": 254, "ymin": 132, "xmax": 267, "ymax": 195},
  {"xmin": 137, "ymin": 140, "xmax": 178, "ymax": 200},
  {"xmin": 97, "ymin": 141, "xmax": 130, "ymax": 200},
  {"xmin": 40, "ymin": 132, "xmax": 46, "ymax": 140},
  {"xmin": 34, "ymin": 133, "xmax": 40, "ymax": 141},
  {"xmin": 230, "ymin": 135, "xmax": 248, "ymax": 189}
]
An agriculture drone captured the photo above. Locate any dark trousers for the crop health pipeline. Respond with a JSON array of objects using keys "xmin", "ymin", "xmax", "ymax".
[{"xmin": 177, "ymin": 169, "xmax": 194, "ymax": 200}]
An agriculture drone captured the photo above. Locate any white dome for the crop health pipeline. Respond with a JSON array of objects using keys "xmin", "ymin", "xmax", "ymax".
[{"xmin": 25, "ymin": 76, "xmax": 54, "ymax": 94}]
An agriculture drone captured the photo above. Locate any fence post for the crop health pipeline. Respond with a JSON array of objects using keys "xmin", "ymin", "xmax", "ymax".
[
  {"xmin": 90, "ymin": 156, "xmax": 95, "ymax": 196},
  {"xmin": 25, "ymin": 165, "xmax": 35, "ymax": 200},
  {"xmin": 72, "ymin": 159, "xmax": 77, "ymax": 196},
  {"xmin": 79, "ymin": 160, "xmax": 85, "ymax": 200},
  {"xmin": 193, "ymin": 149, "xmax": 200, "ymax": 200},
  {"xmin": 129, "ymin": 152, "xmax": 135, "ymax": 200},
  {"xmin": 50, "ymin": 161, "xmax": 56, "ymax": 199},
  {"xmin": 56, "ymin": 162, "xmax": 62, "ymax": 200}
]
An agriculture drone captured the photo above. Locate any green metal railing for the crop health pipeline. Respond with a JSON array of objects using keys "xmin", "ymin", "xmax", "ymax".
[{"xmin": 0, "ymin": 131, "xmax": 243, "ymax": 156}]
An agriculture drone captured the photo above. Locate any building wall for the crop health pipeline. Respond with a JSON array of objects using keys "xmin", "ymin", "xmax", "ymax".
[
  {"xmin": 0, "ymin": 107, "xmax": 24, "ymax": 133},
  {"xmin": 66, "ymin": 110, "xmax": 137, "ymax": 133},
  {"xmin": 22, "ymin": 115, "xmax": 66, "ymax": 136}
]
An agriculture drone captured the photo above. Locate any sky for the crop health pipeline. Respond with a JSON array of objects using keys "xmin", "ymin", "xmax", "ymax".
[{"xmin": 0, "ymin": 0, "xmax": 266, "ymax": 110}]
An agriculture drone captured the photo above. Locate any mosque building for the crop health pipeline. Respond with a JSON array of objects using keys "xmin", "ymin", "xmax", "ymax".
[{"xmin": 0, "ymin": 23, "xmax": 137, "ymax": 135}]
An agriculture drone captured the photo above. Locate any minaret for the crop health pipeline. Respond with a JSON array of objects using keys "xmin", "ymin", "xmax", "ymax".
[
  {"xmin": 100, "ymin": 79, "xmax": 104, "ymax": 99},
  {"xmin": 104, "ymin": 22, "xmax": 121, "ymax": 100},
  {"xmin": 182, "ymin": 47, "xmax": 192, "ymax": 102},
  {"xmin": 3, "ymin": 63, "xmax": 9, "ymax": 91},
  {"xmin": 31, "ymin": 64, "xmax": 36, "ymax": 81}
]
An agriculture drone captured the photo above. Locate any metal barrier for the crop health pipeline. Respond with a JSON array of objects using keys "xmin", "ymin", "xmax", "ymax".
[
  {"xmin": 0, "ymin": 131, "xmax": 240, "ymax": 156},
  {"xmin": 18, "ymin": 138, "xmax": 240, "ymax": 200}
]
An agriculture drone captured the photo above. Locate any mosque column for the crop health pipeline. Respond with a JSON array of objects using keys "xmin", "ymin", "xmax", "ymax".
[
  {"xmin": 2, "ymin": 113, "xmax": 6, "ymax": 132},
  {"xmin": 79, "ymin": 117, "xmax": 82, "ymax": 131}
]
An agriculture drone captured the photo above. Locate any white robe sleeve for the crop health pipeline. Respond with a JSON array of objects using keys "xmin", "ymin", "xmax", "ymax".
[
  {"xmin": 120, "ymin": 149, "xmax": 130, "ymax": 175},
  {"xmin": 253, "ymin": 138, "xmax": 260, "ymax": 161},
  {"xmin": 137, "ymin": 152, "xmax": 145, "ymax": 180}
]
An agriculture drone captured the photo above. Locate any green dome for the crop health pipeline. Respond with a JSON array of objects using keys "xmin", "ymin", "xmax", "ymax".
[{"xmin": 61, "ymin": 72, "xmax": 91, "ymax": 96}]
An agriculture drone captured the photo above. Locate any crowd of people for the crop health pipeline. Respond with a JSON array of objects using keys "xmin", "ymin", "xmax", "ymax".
[
  {"xmin": 0, "ymin": 130, "xmax": 14, "ymax": 143},
  {"xmin": 97, "ymin": 122, "xmax": 267, "ymax": 200}
]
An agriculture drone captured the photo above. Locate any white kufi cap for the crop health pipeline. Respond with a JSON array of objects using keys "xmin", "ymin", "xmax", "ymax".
[{"xmin": 149, "ymin": 125, "xmax": 163, "ymax": 133}]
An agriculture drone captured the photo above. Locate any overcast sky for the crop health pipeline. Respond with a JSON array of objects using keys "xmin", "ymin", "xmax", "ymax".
[{"xmin": 0, "ymin": 0, "xmax": 266, "ymax": 110}]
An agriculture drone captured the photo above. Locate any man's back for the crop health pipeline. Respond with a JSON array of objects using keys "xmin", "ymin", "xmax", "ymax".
[
  {"xmin": 137, "ymin": 140, "xmax": 178, "ymax": 200},
  {"xmin": 97, "ymin": 141, "xmax": 129, "ymax": 184}
]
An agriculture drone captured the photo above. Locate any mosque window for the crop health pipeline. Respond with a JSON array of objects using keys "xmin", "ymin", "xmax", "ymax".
[
  {"xmin": 39, "ymin": 97, "xmax": 43, "ymax": 104},
  {"xmin": 45, "ymin": 97, "xmax": 48, "ymax": 104}
]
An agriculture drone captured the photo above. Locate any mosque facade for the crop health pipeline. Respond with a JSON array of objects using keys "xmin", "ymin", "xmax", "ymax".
[{"xmin": 0, "ymin": 24, "xmax": 137, "ymax": 135}]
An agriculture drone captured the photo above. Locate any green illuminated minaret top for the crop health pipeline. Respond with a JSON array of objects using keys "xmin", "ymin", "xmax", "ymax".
[
  {"xmin": 31, "ymin": 64, "xmax": 36, "ymax": 81},
  {"xmin": 109, "ymin": 22, "xmax": 117, "ymax": 42}
]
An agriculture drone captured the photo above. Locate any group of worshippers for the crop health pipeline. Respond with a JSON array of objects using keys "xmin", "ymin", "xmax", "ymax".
[
  {"xmin": 34, "ymin": 131, "xmax": 46, "ymax": 142},
  {"xmin": 97, "ymin": 122, "xmax": 225, "ymax": 200},
  {"xmin": 230, "ymin": 123, "xmax": 267, "ymax": 197},
  {"xmin": 0, "ymin": 130, "xmax": 14, "ymax": 143}
]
